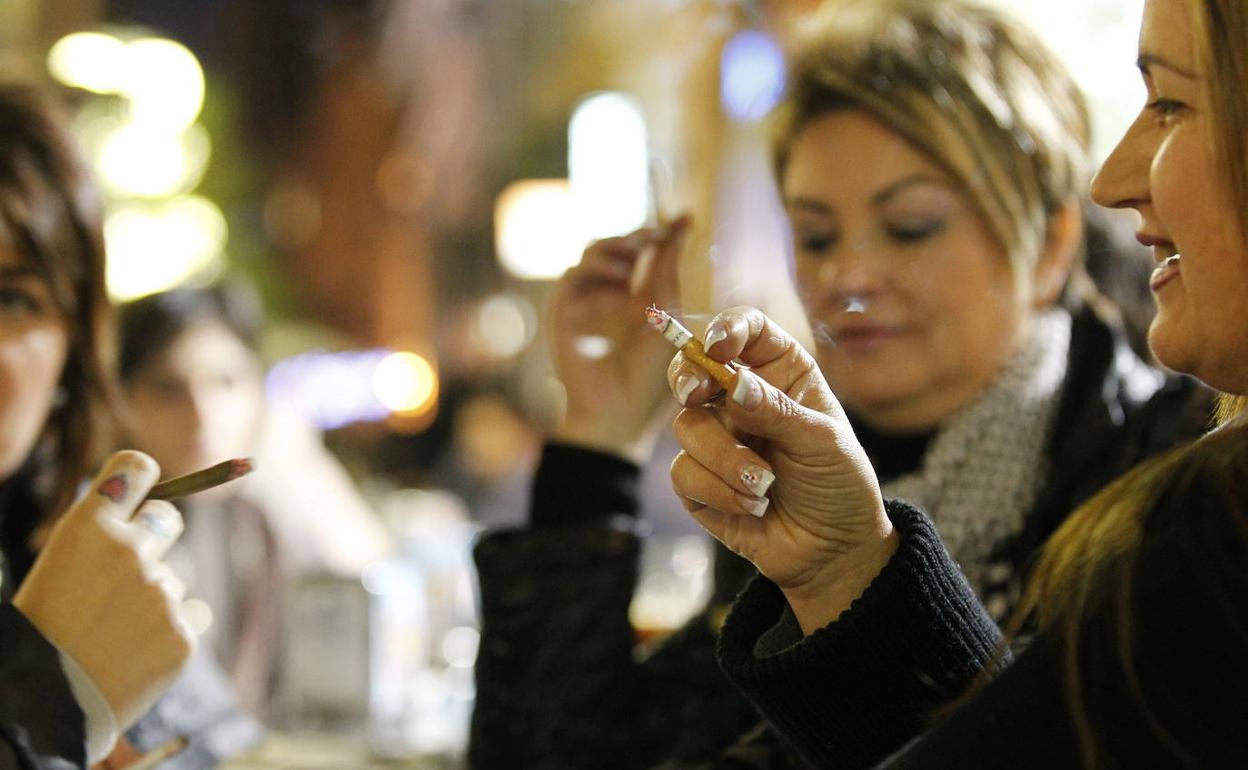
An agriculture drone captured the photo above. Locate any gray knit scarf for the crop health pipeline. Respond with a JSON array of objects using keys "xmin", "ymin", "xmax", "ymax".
[{"xmin": 882, "ymin": 309, "xmax": 1071, "ymax": 622}]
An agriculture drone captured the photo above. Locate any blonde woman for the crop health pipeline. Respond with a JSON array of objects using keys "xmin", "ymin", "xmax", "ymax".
[
  {"xmin": 470, "ymin": 0, "xmax": 1208, "ymax": 767},
  {"xmin": 668, "ymin": 0, "xmax": 1248, "ymax": 765}
]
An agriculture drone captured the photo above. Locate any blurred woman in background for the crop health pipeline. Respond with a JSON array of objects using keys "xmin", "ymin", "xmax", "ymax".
[
  {"xmin": 119, "ymin": 283, "xmax": 392, "ymax": 721},
  {"xmin": 469, "ymin": 0, "xmax": 1209, "ymax": 767}
]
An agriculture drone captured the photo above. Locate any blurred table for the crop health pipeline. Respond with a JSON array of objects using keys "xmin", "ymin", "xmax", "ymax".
[{"xmin": 222, "ymin": 733, "xmax": 461, "ymax": 770}]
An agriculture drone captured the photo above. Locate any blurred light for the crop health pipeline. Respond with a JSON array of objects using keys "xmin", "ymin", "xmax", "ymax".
[
  {"xmin": 122, "ymin": 38, "xmax": 205, "ymax": 130},
  {"xmin": 98, "ymin": 123, "xmax": 210, "ymax": 198},
  {"xmin": 182, "ymin": 598, "xmax": 214, "ymax": 637},
  {"xmin": 441, "ymin": 626, "xmax": 480, "ymax": 669},
  {"xmin": 476, "ymin": 294, "xmax": 534, "ymax": 359},
  {"xmin": 47, "ymin": 32, "xmax": 128, "ymax": 94},
  {"xmin": 105, "ymin": 195, "xmax": 227, "ymax": 301},
  {"xmin": 572, "ymin": 335, "xmax": 612, "ymax": 360},
  {"xmin": 720, "ymin": 30, "xmax": 785, "ymax": 123},
  {"xmin": 568, "ymin": 92, "xmax": 649, "ymax": 239},
  {"xmin": 266, "ymin": 349, "xmax": 392, "ymax": 430},
  {"xmin": 374, "ymin": 352, "xmax": 438, "ymax": 415},
  {"xmin": 494, "ymin": 179, "xmax": 584, "ymax": 280}
]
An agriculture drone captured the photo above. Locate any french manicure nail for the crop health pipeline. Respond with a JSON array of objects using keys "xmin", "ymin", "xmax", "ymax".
[
  {"xmin": 740, "ymin": 465, "xmax": 775, "ymax": 498},
  {"xmin": 736, "ymin": 494, "xmax": 770, "ymax": 518},
  {"xmin": 731, "ymin": 369, "xmax": 763, "ymax": 410},
  {"xmin": 704, "ymin": 323, "xmax": 728, "ymax": 350},
  {"xmin": 675, "ymin": 372, "xmax": 702, "ymax": 405}
]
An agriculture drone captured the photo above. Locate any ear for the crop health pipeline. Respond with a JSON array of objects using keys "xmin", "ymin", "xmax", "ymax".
[{"xmin": 1032, "ymin": 198, "xmax": 1082, "ymax": 308}]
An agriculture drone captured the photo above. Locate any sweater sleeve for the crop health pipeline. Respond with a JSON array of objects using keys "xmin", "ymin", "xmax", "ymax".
[
  {"xmin": 715, "ymin": 500, "xmax": 1003, "ymax": 769},
  {"xmin": 0, "ymin": 603, "xmax": 87, "ymax": 769},
  {"xmin": 470, "ymin": 442, "xmax": 760, "ymax": 769}
]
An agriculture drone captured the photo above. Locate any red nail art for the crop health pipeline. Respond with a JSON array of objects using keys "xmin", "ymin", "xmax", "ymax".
[{"xmin": 99, "ymin": 475, "xmax": 127, "ymax": 503}]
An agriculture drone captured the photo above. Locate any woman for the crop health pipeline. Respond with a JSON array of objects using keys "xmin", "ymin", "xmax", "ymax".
[
  {"xmin": 118, "ymin": 284, "xmax": 393, "ymax": 720},
  {"xmin": 668, "ymin": 0, "xmax": 1248, "ymax": 765},
  {"xmin": 468, "ymin": 1, "xmax": 1208, "ymax": 767},
  {"xmin": 0, "ymin": 85, "xmax": 193, "ymax": 767}
]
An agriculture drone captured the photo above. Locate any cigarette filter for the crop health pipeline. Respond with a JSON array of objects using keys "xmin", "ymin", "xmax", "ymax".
[{"xmin": 645, "ymin": 306, "xmax": 736, "ymax": 390}]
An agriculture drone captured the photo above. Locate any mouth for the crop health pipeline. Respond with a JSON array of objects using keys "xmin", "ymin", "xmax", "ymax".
[
  {"xmin": 830, "ymin": 324, "xmax": 906, "ymax": 350},
  {"xmin": 1150, "ymin": 253, "xmax": 1182, "ymax": 292}
]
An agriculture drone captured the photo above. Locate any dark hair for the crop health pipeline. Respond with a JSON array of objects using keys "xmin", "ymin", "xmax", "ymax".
[
  {"xmin": 0, "ymin": 84, "xmax": 118, "ymax": 518},
  {"xmin": 118, "ymin": 283, "xmax": 263, "ymax": 383}
]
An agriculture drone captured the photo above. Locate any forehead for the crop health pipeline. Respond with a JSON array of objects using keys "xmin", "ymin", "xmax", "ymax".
[
  {"xmin": 1139, "ymin": 0, "xmax": 1196, "ymax": 72},
  {"xmin": 785, "ymin": 110, "xmax": 952, "ymax": 192}
]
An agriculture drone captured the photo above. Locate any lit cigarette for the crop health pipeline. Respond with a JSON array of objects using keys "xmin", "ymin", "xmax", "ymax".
[
  {"xmin": 645, "ymin": 306, "xmax": 736, "ymax": 390},
  {"xmin": 147, "ymin": 458, "xmax": 253, "ymax": 501},
  {"xmin": 125, "ymin": 735, "xmax": 189, "ymax": 770}
]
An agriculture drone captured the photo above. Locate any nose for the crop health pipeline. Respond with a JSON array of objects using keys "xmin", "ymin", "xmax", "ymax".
[
  {"xmin": 1091, "ymin": 114, "xmax": 1151, "ymax": 211},
  {"xmin": 817, "ymin": 237, "xmax": 888, "ymax": 300}
]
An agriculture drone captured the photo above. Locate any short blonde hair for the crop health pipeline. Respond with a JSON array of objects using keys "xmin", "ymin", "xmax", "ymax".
[{"xmin": 772, "ymin": 0, "xmax": 1091, "ymax": 285}]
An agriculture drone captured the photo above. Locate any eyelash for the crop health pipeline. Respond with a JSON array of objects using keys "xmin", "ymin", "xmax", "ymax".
[
  {"xmin": 1147, "ymin": 99, "xmax": 1187, "ymax": 120},
  {"xmin": 0, "ymin": 287, "xmax": 43, "ymax": 315},
  {"xmin": 796, "ymin": 220, "xmax": 945, "ymax": 255}
]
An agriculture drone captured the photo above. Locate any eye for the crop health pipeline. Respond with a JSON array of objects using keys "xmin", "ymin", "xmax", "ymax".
[
  {"xmin": 886, "ymin": 218, "xmax": 945, "ymax": 244},
  {"xmin": 795, "ymin": 230, "xmax": 838, "ymax": 256},
  {"xmin": 0, "ymin": 286, "xmax": 44, "ymax": 316},
  {"xmin": 1146, "ymin": 98, "xmax": 1188, "ymax": 124}
]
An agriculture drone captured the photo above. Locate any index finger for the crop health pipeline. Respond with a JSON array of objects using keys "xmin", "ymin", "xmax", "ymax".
[
  {"xmin": 72, "ymin": 450, "xmax": 162, "ymax": 524},
  {"xmin": 700, "ymin": 306, "xmax": 830, "ymax": 402}
]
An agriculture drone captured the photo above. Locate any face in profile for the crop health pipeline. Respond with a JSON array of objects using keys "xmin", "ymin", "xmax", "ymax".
[
  {"xmin": 0, "ymin": 248, "xmax": 69, "ymax": 479},
  {"xmin": 124, "ymin": 320, "xmax": 265, "ymax": 483},
  {"xmin": 1091, "ymin": 0, "xmax": 1248, "ymax": 394},
  {"xmin": 784, "ymin": 110, "xmax": 1030, "ymax": 432}
]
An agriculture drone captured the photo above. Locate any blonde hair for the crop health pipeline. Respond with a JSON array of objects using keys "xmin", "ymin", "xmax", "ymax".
[
  {"xmin": 772, "ymin": 0, "xmax": 1091, "ymax": 290},
  {"xmin": 1015, "ymin": 3, "xmax": 1248, "ymax": 763}
]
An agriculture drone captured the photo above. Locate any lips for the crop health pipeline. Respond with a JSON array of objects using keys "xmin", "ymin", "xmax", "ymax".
[
  {"xmin": 831, "ymin": 324, "xmax": 905, "ymax": 350},
  {"xmin": 1150, "ymin": 254, "xmax": 1182, "ymax": 292}
]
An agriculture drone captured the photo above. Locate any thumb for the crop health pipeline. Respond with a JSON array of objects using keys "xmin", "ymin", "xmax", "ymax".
[{"xmin": 66, "ymin": 451, "xmax": 162, "ymax": 525}]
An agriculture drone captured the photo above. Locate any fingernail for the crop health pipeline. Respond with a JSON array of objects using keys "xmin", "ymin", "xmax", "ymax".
[
  {"xmin": 731, "ymin": 369, "xmax": 763, "ymax": 410},
  {"xmin": 674, "ymin": 372, "xmax": 702, "ymax": 405},
  {"xmin": 704, "ymin": 322, "xmax": 728, "ymax": 350},
  {"xmin": 740, "ymin": 464, "xmax": 775, "ymax": 497},
  {"xmin": 736, "ymin": 494, "xmax": 769, "ymax": 518}
]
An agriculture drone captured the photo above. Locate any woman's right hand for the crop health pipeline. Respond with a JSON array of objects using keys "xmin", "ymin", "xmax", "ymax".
[
  {"xmin": 667, "ymin": 307, "xmax": 898, "ymax": 634},
  {"xmin": 13, "ymin": 450, "xmax": 193, "ymax": 730},
  {"xmin": 551, "ymin": 215, "xmax": 691, "ymax": 464}
]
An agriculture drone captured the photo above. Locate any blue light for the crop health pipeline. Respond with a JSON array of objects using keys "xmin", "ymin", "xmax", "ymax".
[
  {"xmin": 266, "ymin": 348, "xmax": 392, "ymax": 430},
  {"xmin": 720, "ymin": 30, "xmax": 786, "ymax": 123}
]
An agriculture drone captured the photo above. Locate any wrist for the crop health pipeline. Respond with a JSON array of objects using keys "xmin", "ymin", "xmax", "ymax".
[{"xmin": 782, "ymin": 521, "xmax": 900, "ymax": 635}]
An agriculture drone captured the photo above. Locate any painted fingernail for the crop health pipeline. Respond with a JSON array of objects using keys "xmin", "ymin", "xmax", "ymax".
[
  {"xmin": 675, "ymin": 371, "xmax": 703, "ymax": 405},
  {"xmin": 704, "ymin": 322, "xmax": 728, "ymax": 350},
  {"xmin": 736, "ymin": 494, "xmax": 769, "ymax": 518},
  {"xmin": 740, "ymin": 465, "xmax": 775, "ymax": 497},
  {"xmin": 99, "ymin": 474, "xmax": 128, "ymax": 503},
  {"xmin": 731, "ymin": 369, "xmax": 763, "ymax": 410}
]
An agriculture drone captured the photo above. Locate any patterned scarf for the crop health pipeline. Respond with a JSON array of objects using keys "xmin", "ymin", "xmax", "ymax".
[{"xmin": 882, "ymin": 309, "xmax": 1071, "ymax": 622}]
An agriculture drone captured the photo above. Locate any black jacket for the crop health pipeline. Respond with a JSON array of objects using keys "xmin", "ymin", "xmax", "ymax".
[{"xmin": 469, "ymin": 307, "xmax": 1210, "ymax": 770}]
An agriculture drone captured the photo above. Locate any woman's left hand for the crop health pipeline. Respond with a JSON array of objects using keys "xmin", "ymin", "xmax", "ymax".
[{"xmin": 667, "ymin": 306, "xmax": 897, "ymax": 633}]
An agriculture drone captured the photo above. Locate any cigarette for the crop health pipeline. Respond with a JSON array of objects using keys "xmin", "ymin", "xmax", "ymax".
[
  {"xmin": 629, "ymin": 157, "xmax": 671, "ymax": 295},
  {"xmin": 125, "ymin": 735, "xmax": 189, "ymax": 770},
  {"xmin": 645, "ymin": 306, "xmax": 736, "ymax": 390},
  {"xmin": 147, "ymin": 458, "xmax": 253, "ymax": 501}
]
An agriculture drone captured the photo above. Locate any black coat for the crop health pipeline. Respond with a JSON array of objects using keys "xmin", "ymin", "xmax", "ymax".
[{"xmin": 469, "ymin": 307, "xmax": 1210, "ymax": 770}]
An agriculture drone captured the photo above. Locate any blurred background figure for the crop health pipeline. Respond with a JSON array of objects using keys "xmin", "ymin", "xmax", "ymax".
[{"xmin": 118, "ymin": 284, "xmax": 393, "ymax": 721}]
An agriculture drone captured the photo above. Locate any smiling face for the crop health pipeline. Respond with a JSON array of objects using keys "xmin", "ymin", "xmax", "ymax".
[
  {"xmin": 0, "ymin": 248, "xmax": 69, "ymax": 480},
  {"xmin": 785, "ymin": 110, "xmax": 1033, "ymax": 432},
  {"xmin": 1090, "ymin": 0, "xmax": 1248, "ymax": 394}
]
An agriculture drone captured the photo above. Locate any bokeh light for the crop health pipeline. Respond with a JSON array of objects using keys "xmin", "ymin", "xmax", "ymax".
[
  {"xmin": 374, "ymin": 352, "xmax": 438, "ymax": 416},
  {"xmin": 494, "ymin": 179, "xmax": 583, "ymax": 280}
]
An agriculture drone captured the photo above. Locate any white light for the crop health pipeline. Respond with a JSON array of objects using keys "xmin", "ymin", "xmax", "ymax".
[
  {"xmin": 122, "ymin": 38, "xmax": 206, "ymax": 131},
  {"xmin": 105, "ymin": 196, "xmax": 227, "ymax": 301},
  {"xmin": 373, "ymin": 352, "xmax": 438, "ymax": 415},
  {"xmin": 572, "ymin": 335, "xmax": 612, "ymax": 360},
  {"xmin": 47, "ymin": 32, "xmax": 128, "ymax": 94},
  {"xmin": 476, "ymin": 295, "xmax": 534, "ymax": 358},
  {"xmin": 720, "ymin": 31, "xmax": 786, "ymax": 123},
  {"xmin": 98, "ymin": 122, "xmax": 210, "ymax": 198},
  {"xmin": 441, "ymin": 626, "xmax": 480, "ymax": 668},
  {"xmin": 494, "ymin": 179, "xmax": 585, "ymax": 280},
  {"xmin": 568, "ymin": 92, "xmax": 649, "ymax": 240}
]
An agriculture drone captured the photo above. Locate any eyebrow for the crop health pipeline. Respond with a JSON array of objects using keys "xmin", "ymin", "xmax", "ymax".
[
  {"xmin": 785, "ymin": 174, "xmax": 951, "ymax": 215},
  {"xmin": 1137, "ymin": 53, "xmax": 1197, "ymax": 80}
]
